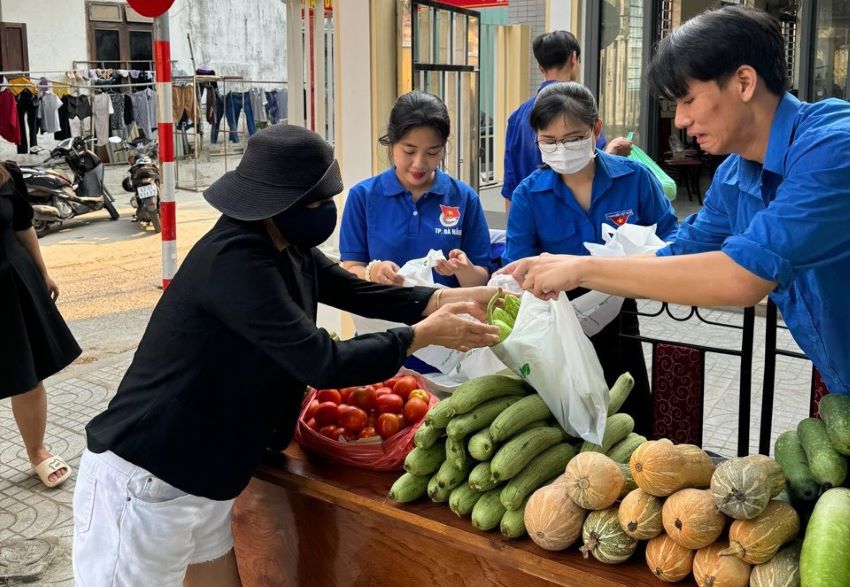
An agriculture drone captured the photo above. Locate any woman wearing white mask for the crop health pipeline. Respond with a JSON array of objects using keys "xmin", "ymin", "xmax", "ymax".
[{"xmin": 503, "ymin": 82, "xmax": 679, "ymax": 434}]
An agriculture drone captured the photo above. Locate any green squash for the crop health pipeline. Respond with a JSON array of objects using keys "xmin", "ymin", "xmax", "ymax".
[
  {"xmin": 710, "ymin": 455, "xmax": 785, "ymax": 520},
  {"xmin": 579, "ymin": 506, "xmax": 637, "ymax": 564},
  {"xmin": 749, "ymin": 540, "xmax": 801, "ymax": 587}
]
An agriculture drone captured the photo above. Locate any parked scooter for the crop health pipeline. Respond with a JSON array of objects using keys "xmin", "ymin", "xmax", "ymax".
[
  {"xmin": 110, "ymin": 136, "xmax": 161, "ymax": 233},
  {"xmin": 20, "ymin": 135, "xmax": 119, "ymax": 237}
]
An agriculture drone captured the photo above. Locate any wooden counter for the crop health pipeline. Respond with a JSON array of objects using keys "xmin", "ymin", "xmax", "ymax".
[{"xmin": 232, "ymin": 445, "xmax": 696, "ymax": 587}]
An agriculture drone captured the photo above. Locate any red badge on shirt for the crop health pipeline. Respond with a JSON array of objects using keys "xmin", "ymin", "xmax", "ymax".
[
  {"xmin": 605, "ymin": 209, "xmax": 633, "ymax": 226},
  {"xmin": 439, "ymin": 205, "xmax": 461, "ymax": 228}
]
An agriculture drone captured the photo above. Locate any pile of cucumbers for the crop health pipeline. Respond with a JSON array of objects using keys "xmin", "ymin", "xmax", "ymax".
[
  {"xmin": 388, "ymin": 372, "xmax": 639, "ymax": 540},
  {"xmin": 774, "ymin": 394, "xmax": 850, "ymax": 586}
]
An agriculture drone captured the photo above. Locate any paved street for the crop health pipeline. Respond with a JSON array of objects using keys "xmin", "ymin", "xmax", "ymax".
[{"xmin": 0, "ymin": 151, "xmax": 807, "ymax": 585}]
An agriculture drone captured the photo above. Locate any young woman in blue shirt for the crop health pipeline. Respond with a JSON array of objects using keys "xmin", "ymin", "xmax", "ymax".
[
  {"xmin": 503, "ymin": 82, "xmax": 679, "ymax": 433},
  {"xmin": 340, "ymin": 91, "xmax": 491, "ymax": 289}
]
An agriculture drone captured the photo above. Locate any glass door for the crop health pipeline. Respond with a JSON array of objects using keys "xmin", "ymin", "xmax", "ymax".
[{"xmin": 811, "ymin": 0, "xmax": 850, "ymax": 102}]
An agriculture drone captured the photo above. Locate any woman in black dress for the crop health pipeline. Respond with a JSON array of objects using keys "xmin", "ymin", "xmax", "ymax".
[{"xmin": 0, "ymin": 161, "xmax": 80, "ymax": 487}]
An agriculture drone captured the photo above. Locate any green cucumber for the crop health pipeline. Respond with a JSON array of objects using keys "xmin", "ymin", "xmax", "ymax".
[
  {"xmin": 424, "ymin": 396, "xmax": 455, "ymax": 428},
  {"xmin": 800, "ymin": 488, "xmax": 850, "ymax": 587},
  {"xmin": 471, "ymin": 487, "xmax": 507, "ymax": 531},
  {"xmin": 606, "ymin": 433, "xmax": 647, "ymax": 464},
  {"xmin": 403, "ymin": 440, "xmax": 446, "ymax": 476},
  {"xmin": 797, "ymin": 418, "xmax": 848, "ymax": 488},
  {"xmin": 774, "ymin": 430, "xmax": 821, "ymax": 502},
  {"xmin": 427, "ymin": 471, "xmax": 452, "ymax": 503},
  {"xmin": 500, "ymin": 498, "xmax": 529, "ymax": 539},
  {"xmin": 500, "ymin": 443, "xmax": 576, "ymax": 510},
  {"xmin": 490, "ymin": 394, "xmax": 552, "ymax": 442},
  {"xmin": 444, "ymin": 435, "xmax": 471, "ymax": 471},
  {"xmin": 449, "ymin": 374, "xmax": 528, "ymax": 415},
  {"xmin": 433, "ymin": 459, "xmax": 471, "ymax": 490},
  {"xmin": 468, "ymin": 420, "xmax": 548, "ymax": 461},
  {"xmin": 449, "ymin": 482, "xmax": 483, "ymax": 517},
  {"xmin": 607, "ymin": 372, "xmax": 635, "ymax": 416},
  {"xmin": 468, "ymin": 461, "xmax": 501, "ymax": 492},
  {"xmin": 819, "ymin": 394, "xmax": 850, "ymax": 456},
  {"xmin": 490, "ymin": 426, "xmax": 567, "ymax": 481},
  {"xmin": 413, "ymin": 422, "xmax": 443, "ymax": 449},
  {"xmin": 579, "ymin": 413, "xmax": 634, "ymax": 453},
  {"xmin": 388, "ymin": 472, "xmax": 430, "ymax": 503},
  {"xmin": 446, "ymin": 396, "xmax": 521, "ymax": 439}
]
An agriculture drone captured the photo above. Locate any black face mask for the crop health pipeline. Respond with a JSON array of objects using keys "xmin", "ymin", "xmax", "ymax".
[{"xmin": 272, "ymin": 200, "xmax": 337, "ymax": 249}]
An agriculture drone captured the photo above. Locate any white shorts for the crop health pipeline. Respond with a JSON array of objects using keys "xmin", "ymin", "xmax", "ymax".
[{"xmin": 72, "ymin": 449, "xmax": 234, "ymax": 587}]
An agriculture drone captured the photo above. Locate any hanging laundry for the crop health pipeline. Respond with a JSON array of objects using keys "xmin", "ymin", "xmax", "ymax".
[
  {"xmin": 38, "ymin": 92, "xmax": 62, "ymax": 134},
  {"xmin": 92, "ymin": 92, "xmax": 115, "ymax": 146},
  {"xmin": 15, "ymin": 89, "xmax": 39, "ymax": 154},
  {"xmin": 7, "ymin": 77, "xmax": 37, "ymax": 97},
  {"xmin": 0, "ymin": 89, "xmax": 20, "ymax": 144}
]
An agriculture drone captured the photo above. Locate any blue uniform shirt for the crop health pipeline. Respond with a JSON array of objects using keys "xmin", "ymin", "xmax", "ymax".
[
  {"xmin": 340, "ymin": 167, "xmax": 491, "ymax": 287},
  {"xmin": 658, "ymin": 93, "xmax": 850, "ymax": 394},
  {"xmin": 503, "ymin": 150, "xmax": 678, "ymax": 264},
  {"xmin": 502, "ymin": 80, "xmax": 608, "ymax": 199}
]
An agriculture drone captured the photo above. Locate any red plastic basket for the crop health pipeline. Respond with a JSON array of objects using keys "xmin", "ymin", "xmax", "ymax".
[{"xmin": 294, "ymin": 372, "xmax": 439, "ymax": 471}]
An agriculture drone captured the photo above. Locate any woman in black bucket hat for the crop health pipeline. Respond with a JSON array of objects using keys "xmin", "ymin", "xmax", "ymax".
[{"xmin": 72, "ymin": 125, "xmax": 502, "ymax": 587}]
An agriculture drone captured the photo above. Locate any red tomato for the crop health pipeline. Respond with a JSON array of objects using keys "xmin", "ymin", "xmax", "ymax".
[
  {"xmin": 314, "ymin": 401, "xmax": 339, "ymax": 427},
  {"xmin": 350, "ymin": 385, "xmax": 377, "ymax": 411},
  {"xmin": 407, "ymin": 389, "xmax": 430, "ymax": 404},
  {"xmin": 376, "ymin": 413, "xmax": 402, "ymax": 440},
  {"xmin": 392, "ymin": 376, "xmax": 419, "ymax": 400},
  {"xmin": 339, "ymin": 406, "xmax": 368, "ymax": 432},
  {"xmin": 336, "ymin": 403, "xmax": 351, "ymax": 420},
  {"xmin": 316, "ymin": 389, "xmax": 341, "ymax": 405},
  {"xmin": 376, "ymin": 393, "xmax": 404, "ymax": 415},
  {"xmin": 339, "ymin": 387, "xmax": 354, "ymax": 404},
  {"xmin": 318, "ymin": 425, "xmax": 340, "ymax": 439},
  {"xmin": 375, "ymin": 386, "xmax": 393, "ymax": 398},
  {"xmin": 403, "ymin": 397, "xmax": 429, "ymax": 424},
  {"xmin": 358, "ymin": 426, "xmax": 377, "ymax": 439},
  {"xmin": 306, "ymin": 417, "xmax": 318, "ymax": 430},
  {"xmin": 304, "ymin": 399, "xmax": 320, "ymax": 420},
  {"xmin": 383, "ymin": 375, "xmax": 402, "ymax": 389}
]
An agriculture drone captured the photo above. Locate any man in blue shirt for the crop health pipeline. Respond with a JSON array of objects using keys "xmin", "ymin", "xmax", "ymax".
[
  {"xmin": 502, "ymin": 30, "xmax": 632, "ymax": 211},
  {"xmin": 502, "ymin": 6, "xmax": 850, "ymax": 395}
]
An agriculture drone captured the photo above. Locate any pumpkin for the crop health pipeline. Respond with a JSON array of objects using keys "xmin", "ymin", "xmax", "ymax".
[
  {"xmin": 721, "ymin": 500, "xmax": 800, "ymax": 564},
  {"xmin": 580, "ymin": 506, "xmax": 638, "ymax": 564},
  {"xmin": 692, "ymin": 542, "xmax": 751, "ymax": 587},
  {"xmin": 645, "ymin": 533, "xmax": 695, "ymax": 583},
  {"xmin": 524, "ymin": 484, "xmax": 586, "ymax": 551},
  {"xmin": 710, "ymin": 455, "xmax": 785, "ymax": 520},
  {"xmin": 749, "ymin": 540, "xmax": 801, "ymax": 587},
  {"xmin": 630, "ymin": 440, "xmax": 716, "ymax": 497},
  {"xmin": 564, "ymin": 452, "xmax": 624, "ymax": 510},
  {"xmin": 618, "ymin": 487, "xmax": 664, "ymax": 540},
  {"xmin": 662, "ymin": 488, "xmax": 727, "ymax": 550}
]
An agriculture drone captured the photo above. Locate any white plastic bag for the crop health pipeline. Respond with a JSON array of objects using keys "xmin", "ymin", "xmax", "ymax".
[
  {"xmin": 490, "ymin": 291, "xmax": 609, "ymax": 444},
  {"xmin": 573, "ymin": 223, "xmax": 669, "ymax": 337}
]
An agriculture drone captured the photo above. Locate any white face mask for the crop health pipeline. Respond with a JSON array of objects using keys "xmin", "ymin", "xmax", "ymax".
[{"xmin": 539, "ymin": 136, "xmax": 596, "ymax": 175}]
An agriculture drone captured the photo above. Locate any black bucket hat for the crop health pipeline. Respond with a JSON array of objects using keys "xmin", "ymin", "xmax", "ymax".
[{"xmin": 203, "ymin": 124, "xmax": 343, "ymax": 221}]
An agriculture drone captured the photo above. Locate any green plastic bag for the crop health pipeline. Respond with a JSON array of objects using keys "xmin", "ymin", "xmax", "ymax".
[{"xmin": 625, "ymin": 132, "xmax": 677, "ymax": 201}]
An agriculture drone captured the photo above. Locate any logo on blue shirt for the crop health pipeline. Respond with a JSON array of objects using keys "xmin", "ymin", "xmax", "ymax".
[
  {"xmin": 439, "ymin": 204, "xmax": 461, "ymax": 228},
  {"xmin": 606, "ymin": 209, "xmax": 634, "ymax": 226}
]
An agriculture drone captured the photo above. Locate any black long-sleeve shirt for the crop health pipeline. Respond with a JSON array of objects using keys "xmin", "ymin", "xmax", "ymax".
[{"xmin": 86, "ymin": 216, "xmax": 434, "ymax": 500}]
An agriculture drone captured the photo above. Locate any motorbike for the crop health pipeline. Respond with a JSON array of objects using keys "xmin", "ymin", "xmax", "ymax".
[
  {"xmin": 20, "ymin": 135, "xmax": 120, "ymax": 238},
  {"xmin": 110, "ymin": 136, "xmax": 161, "ymax": 233}
]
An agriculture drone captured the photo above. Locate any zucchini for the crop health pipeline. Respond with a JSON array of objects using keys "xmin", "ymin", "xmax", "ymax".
[
  {"xmin": 427, "ymin": 472, "xmax": 452, "ymax": 503},
  {"xmin": 403, "ymin": 440, "xmax": 446, "ymax": 476},
  {"xmin": 413, "ymin": 422, "xmax": 442, "ymax": 449},
  {"xmin": 388, "ymin": 472, "xmax": 430, "ymax": 503},
  {"xmin": 471, "ymin": 487, "xmax": 507, "ymax": 531},
  {"xmin": 468, "ymin": 420, "xmax": 548, "ymax": 461},
  {"xmin": 606, "ymin": 433, "xmax": 647, "ymax": 464},
  {"xmin": 433, "ymin": 458, "xmax": 471, "ymax": 490},
  {"xmin": 448, "ymin": 483, "xmax": 483, "ymax": 517},
  {"xmin": 446, "ymin": 396, "xmax": 521, "ymax": 439},
  {"xmin": 490, "ymin": 394, "xmax": 552, "ymax": 442},
  {"xmin": 500, "ymin": 498, "xmax": 529, "ymax": 539},
  {"xmin": 797, "ymin": 418, "xmax": 848, "ymax": 488},
  {"xmin": 469, "ymin": 461, "xmax": 501, "ymax": 492},
  {"xmin": 449, "ymin": 374, "xmax": 528, "ymax": 415},
  {"xmin": 444, "ymin": 435, "xmax": 471, "ymax": 471},
  {"xmin": 424, "ymin": 396, "xmax": 455, "ymax": 429},
  {"xmin": 774, "ymin": 430, "xmax": 821, "ymax": 502},
  {"xmin": 819, "ymin": 394, "xmax": 850, "ymax": 456},
  {"xmin": 607, "ymin": 372, "xmax": 635, "ymax": 416},
  {"xmin": 500, "ymin": 443, "xmax": 576, "ymax": 511},
  {"xmin": 579, "ymin": 413, "xmax": 634, "ymax": 454},
  {"xmin": 800, "ymin": 488, "xmax": 850, "ymax": 587},
  {"xmin": 490, "ymin": 426, "xmax": 567, "ymax": 481}
]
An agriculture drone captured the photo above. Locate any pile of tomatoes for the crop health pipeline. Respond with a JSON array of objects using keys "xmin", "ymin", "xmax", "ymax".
[{"xmin": 304, "ymin": 374, "xmax": 432, "ymax": 442}]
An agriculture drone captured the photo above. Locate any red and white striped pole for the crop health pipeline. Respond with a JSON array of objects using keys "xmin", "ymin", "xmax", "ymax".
[{"xmin": 153, "ymin": 14, "xmax": 176, "ymax": 289}]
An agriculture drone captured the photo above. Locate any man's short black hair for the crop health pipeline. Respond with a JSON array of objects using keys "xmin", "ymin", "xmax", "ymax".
[
  {"xmin": 533, "ymin": 31, "xmax": 581, "ymax": 71},
  {"xmin": 647, "ymin": 5, "xmax": 788, "ymax": 100}
]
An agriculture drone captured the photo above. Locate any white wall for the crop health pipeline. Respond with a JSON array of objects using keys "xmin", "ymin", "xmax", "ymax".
[{"xmin": 1, "ymin": 0, "xmax": 88, "ymax": 74}]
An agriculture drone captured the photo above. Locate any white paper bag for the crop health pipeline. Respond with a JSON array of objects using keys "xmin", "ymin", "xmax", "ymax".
[
  {"xmin": 490, "ymin": 291, "xmax": 609, "ymax": 444},
  {"xmin": 573, "ymin": 223, "xmax": 669, "ymax": 336}
]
